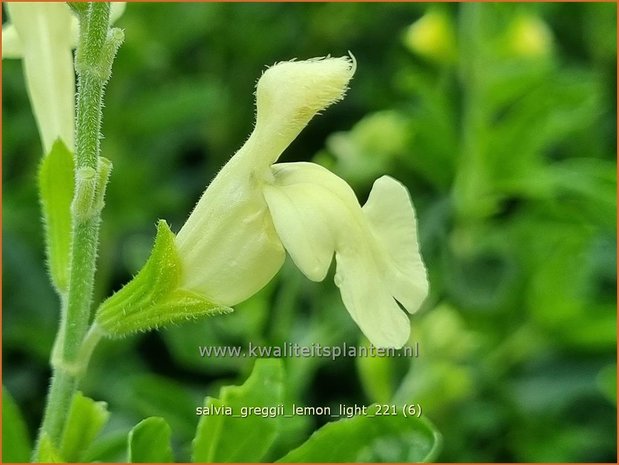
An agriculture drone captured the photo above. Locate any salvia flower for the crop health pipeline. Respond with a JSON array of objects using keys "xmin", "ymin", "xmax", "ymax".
[
  {"xmin": 2, "ymin": 2, "xmax": 126, "ymax": 154},
  {"xmin": 96, "ymin": 55, "xmax": 428, "ymax": 348},
  {"xmin": 3, "ymin": 3, "xmax": 75, "ymax": 153}
]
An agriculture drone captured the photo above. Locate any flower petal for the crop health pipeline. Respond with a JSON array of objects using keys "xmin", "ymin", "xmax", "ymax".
[
  {"xmin": 6, "ymin": 3, "xmax": 75, "ymax": 153},
  {"xmin": 245, "ymin": 55, "xmax": 356, "ymax": 168},
  {"xmin": 265, "ymin": 163, "xmax": 415, "ymax": 347},
  {"xmin": 2, "ymin": 24, "xmax": 23, "ymax": 59},
  {"xmin": 335, "ymin": 251, "xmax": 411, "ymax": 348},
  {"xmin": 363, "ymin": 176, "xmax": 429, "ymax": 314},
  {"xmin": 110, "ymin": 3, "xmax": 127, "ymax": 24},
  {"xmin": 263, "ymin": 164, "xmax": 341, "ymax": 282},
  {"xmin": 176, "ymin": 156, "xmax": 285, "ymax": 306}
]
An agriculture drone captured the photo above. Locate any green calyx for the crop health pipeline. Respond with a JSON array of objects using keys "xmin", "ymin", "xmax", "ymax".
[{"xmin": 95, "ymin": 220, "xmax": 231, "ymax": 337}]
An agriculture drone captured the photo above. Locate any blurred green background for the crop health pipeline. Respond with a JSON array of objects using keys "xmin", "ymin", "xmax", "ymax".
[{"xmin": 3, "ymin": 2, "xmax": 617, "ymax": 462}]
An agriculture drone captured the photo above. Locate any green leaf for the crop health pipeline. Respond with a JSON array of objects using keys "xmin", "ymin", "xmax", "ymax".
[
  {"xmin": 526, "ymin": 225, "xmax": 616, "ymax": 350},
  {"xmin": 2, "ymin": 386, "xmax": 31, "ymax": 462},
  {"xmin": 356, "ymin": 339, "xmax": 396, "ymax": 404},
  {"xmin": 124, "ymin": 373, "xmax": 198, "ymax": 441},
  {"xmin": 597, "ymin": 364, "xmax": 617, "ymax": 406},
  {"xmin": 38, "ymin": 138, "xmax": 74, "ymax": 293},
  {"xmin": 192, "ymin": 358, "xmax": 285, "ymax": 462},
  {"xmin": 83, "ymin": 430, "xmax": 130, "ymax": 463},
  {"xmin": 95, "ymin": 220, "xmax": 231, "ymax": 337},
  {"xmin": 277, "ymin": 404, "xmax": 441, "ymax": 463},
  {"xmin": 128, "ymin": 417, "xmax": 173, "ymax": 463},
  {"xmin": 37, "ymin": 433, "xmax": 64, "ymax": 463},
  {"xmin": 59, "ymin": 391, "xmax": 109, "ymax": 462},
  {"xmin": 192, "ymin": 396, "xmax": 226, "ymax": 462}
]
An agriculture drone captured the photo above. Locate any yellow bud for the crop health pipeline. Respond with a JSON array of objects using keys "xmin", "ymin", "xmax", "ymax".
[
  {"xmin": 506, "ymin": 14, "xmax": 553, "ymax": 58},
  {"xmin": 404, "ymin": 9, "xmax": 456, "ymax": 63}
]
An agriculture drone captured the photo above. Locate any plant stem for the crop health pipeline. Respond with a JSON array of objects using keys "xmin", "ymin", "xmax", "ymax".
[
  {"xmin": 453, "ymin": 3, "xmax": 494, "ymax": 222},
  {"xmin": 34, "ymin": 3, "xmax": 121, "ymax": 458}
]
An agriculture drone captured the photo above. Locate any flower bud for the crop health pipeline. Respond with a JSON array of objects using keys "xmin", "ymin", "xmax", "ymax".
[
  {"xmin": 505, "ymin": 14, "xmax": 553, "ymax": 58},
  {"xmin": 404, "ymin": 9, "xmax": 457, "ymax": 63}
]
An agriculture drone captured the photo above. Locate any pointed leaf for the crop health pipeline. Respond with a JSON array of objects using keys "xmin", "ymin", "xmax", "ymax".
[
  {"xmin": 59, "ymin": 391, "xmax": 109, "ymax": 462},
  {"xmin": 277, "ymin": 404, "xmax": 441, "ymax": 463},
  {"xmin": 192, "ymin": 358, "xmax": 284, "ymax": 462},
  {"xmin": 38, "ymin": 138, "xmax": 74, "ymax": 293},
  {"xmin": 2, "ymin": 387, "xmax": 31, "ymax": 462},
  {"xmin": 128, "ymin": 417, "xmax": 173, "ymax": 463}
]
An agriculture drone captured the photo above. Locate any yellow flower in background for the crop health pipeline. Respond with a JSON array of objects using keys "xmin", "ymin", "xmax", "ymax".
[
  {"xmin": 176, "ymin": 56, "xmax": 429, "ymax": 348},
  {"xmin": 404, "ymin": 9, "xmax": 457, "ymax": 64},
  {"xmin": 2, "ymin": 2, "xmax": 125, "ymax": 154},
  {"xmin": 506, "ymin": 14, "xmax": 553, "ymax": 58}
]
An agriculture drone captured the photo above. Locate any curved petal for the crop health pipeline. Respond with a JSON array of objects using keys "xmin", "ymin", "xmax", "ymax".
[
  {"xmin": 2, "ymin": 24, "xmax": 23, "ymax": 59},
  {"xmin": 266, "ymin": 163, "xmax": 419, "ymax": 348},
  {"xmin": 263, "ymin": 172, "xmax": 337, "ymax": 282},
  {"xmin": 265, "ymin": 162, "xmax": 365, "ymax": 281},
  {"xmin": 6, "ymin": 3, "xmax": 75, "ymax": 153},
  {"xmin": 363, "ymin": 176, "xmax": 429, "ymax": 314},
  {"xmin": 336, "ymin": 251, "xmax": 411, "ymax": 348}
]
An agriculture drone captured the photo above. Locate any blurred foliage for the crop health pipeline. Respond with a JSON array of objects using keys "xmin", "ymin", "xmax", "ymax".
[
  {"xmin": 3, "ymin": 2, "xmax": 616, "ymax": 462},
  {"xmin": 193, "ymin": 359, "xmax": 285, "ymax": 462}
]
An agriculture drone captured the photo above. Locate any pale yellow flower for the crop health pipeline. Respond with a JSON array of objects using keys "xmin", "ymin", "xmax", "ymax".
[
  {"xmin": 2, "ymin": 2, "xmax": 125, "ymax": 153},
  {"xmin": 177, "ymin": 56, "xmax": 429, "ymax": 348}
]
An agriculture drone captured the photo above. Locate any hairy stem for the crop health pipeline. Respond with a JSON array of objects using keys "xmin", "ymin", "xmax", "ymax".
[{"xmin": 34, "ymin": 3, "xmax": 122, "ymax": 458}]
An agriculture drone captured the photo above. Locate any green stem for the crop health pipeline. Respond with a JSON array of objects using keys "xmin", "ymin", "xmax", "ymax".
[
  {"xmin": 34, "ymin": 3, "xmax": 122, "ymax": 459},
  {"xmin": 452, "ymin": 3, "xmax": 494, "ymax": 222},
  {"xmin": 76, "ymin": 324, "xmax": 106, "ymax": 374}
]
